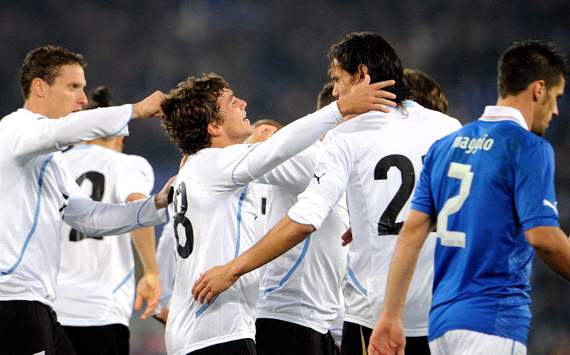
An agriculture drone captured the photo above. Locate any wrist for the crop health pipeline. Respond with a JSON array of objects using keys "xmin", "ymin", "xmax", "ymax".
[{"xmin": 154, "ymin": 193, "xmax": 167, "ymax": 209}]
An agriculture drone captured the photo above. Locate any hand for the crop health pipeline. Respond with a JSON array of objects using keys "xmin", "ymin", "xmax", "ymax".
[
  {"xmin": 337, "ymin": 75, "xmax": 396, "ymax": 118},
  {"xmin": 191, "ymin": 264, "xmax": 239, "ymax": 304},
  {"xmin": 341, "ymin": 228, "xmax": 353, "ymax": 246},
  {"xmin": 132, "ymin": 91, "xmax": 167, "ymax": 119},
  {"xmin": 154, "ymin": 176, "xmax": 176, "ymax": 209},
  {"xmin": 153, "ymin": 307, "xmax": 169, "ymax": 325},
  {"xmin": 135, "ymin": 273, "xmax": 162, "ymax": 320},
  {"xmin": 367, "ymin": 315, "xmax": 406, "ymax": 355}
]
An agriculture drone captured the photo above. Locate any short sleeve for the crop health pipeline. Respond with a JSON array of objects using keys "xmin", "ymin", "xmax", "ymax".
[
  {"xmin": 410, "ymin": 143, "xmax": 436, "ymax": 216},
  {"xmin": 288, "ymin": 133, "xmax": 352, "ymax": 230},
  {"xmin": 115, "ymin": 155, "xmax": 155, "ymax": 202},
  {"xmin": 515, "ymin": 140, "xmax": 559, "ymax": 231}
]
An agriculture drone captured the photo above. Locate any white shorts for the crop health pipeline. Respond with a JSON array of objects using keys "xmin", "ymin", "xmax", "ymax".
[{"xmin": 429, "ymin": 329, "xmax": 527, "ymax": 355}]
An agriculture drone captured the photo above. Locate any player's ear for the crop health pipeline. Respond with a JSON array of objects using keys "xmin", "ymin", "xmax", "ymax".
[
  {"xmin": 531, "ymin": 80, "xmax": 546, "ymax": 102},
  {"xmin": 357, "ymin": 64, "xmax": 369, "ymax": 83},
  {"xmin": 207, "ymin": 122, "xmax": 222, "ymax": 137},
  {"xmin": 30, "ymin": 78, "xmax": 49, "ymax": 98}
]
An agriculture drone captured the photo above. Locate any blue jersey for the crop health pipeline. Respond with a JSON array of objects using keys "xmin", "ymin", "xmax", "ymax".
[{"xmin": 411, "ymin": 106, "xmax": 559, "ymax": 344}]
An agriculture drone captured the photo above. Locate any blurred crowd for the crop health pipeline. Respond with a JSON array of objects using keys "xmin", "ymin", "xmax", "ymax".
[{"xmin": 0, "ymin": 1, "xmax": 568, "ymax": 353}]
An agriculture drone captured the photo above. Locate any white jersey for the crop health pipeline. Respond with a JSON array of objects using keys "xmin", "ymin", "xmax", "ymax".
[
  {"xmin": 156, "ymin": 211, "xmax": 176, "ymax": 315},
  {"xmin": 165, "ymin": 102, "xmax": 342, "ymax": 355},
  {"xmin": 54, "ymin": 144, "xmax": 154, "ymax": 327},
  {"xmin": 255, "ymin": 141, "xmax": 349, "ymax": 334},
  {"xmin": 0, "ymin": 106, "xmax": 166, "ymax": 307},
  {"xmin": 289, "ymin": 101, "xmax": 462, "ymax": 335}
]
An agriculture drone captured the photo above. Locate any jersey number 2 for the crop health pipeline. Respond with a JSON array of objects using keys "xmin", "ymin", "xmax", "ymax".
[
  {"xmin": 436, "ymin": 162, "xmax": 473, "ymax": 247},
  {"xmin": 69, "ymin": 172, "xmax": 105, "ymax": 242},
  {"xmin": 173, "ymin": 182, "xmax": 194, "ymax": 259},
  {"xmin": 374, "ymin": 154, "xmax": 415, "ymax": 236}
]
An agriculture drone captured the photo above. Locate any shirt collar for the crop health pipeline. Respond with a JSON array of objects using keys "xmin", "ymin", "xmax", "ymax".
[{"xmin": 479, "ymin": 106, "xmax": 529, "ymax": 131}]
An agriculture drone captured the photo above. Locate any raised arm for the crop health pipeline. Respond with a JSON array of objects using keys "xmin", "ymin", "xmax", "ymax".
[
  {"xmin": 231, "ymin": 76, "xmax": 396, "ymax": 186},
  {"xmin": 13, "ymin": 91, "xmax": 165, "ymax": 160}
]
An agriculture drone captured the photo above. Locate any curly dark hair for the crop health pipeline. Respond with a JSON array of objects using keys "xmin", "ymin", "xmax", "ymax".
[
  {"xmin": 404, "ymin": 68, "xmax": 448, "ymax": 113},
  {"xmin": 20, "ymin": 45, "xmax": 87, "ymax": 100},
  {"xmin": 161, "ymin": 73, "xmax": 230, "ymax": 155},
  {"xmin": 328, "ymin": 32, "xmax": 410, "ymax": 105}
]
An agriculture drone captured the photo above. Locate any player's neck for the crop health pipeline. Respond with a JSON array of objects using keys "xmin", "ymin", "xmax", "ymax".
[
  {"xmin": 211, "ymin": 135, "xmax": 245, "ymax": 149},
  {"xmin": 495, "ymin": 95, "xmax": 534, "ymax": 130},
  {"xmin": 23, "ymin": 98, "xmax": 56, "ymax": 119}
]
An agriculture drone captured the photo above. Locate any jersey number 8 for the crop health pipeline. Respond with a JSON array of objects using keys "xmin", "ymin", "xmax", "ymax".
[{"xmin": 173, "ymin": 182, "xmax": 194, "ymax": 258}]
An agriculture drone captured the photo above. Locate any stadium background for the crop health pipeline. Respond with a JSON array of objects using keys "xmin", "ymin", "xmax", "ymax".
[{"xmin": 0, "ymin": 1, "xmax": 568, "ymax": 354}]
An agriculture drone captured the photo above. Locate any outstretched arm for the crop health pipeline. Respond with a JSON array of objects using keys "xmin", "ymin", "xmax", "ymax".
[
  {"xmin": 368, "ymin": 210, "xmax": 434, "ymax": 355},
  {"xmin": 192, "ymin": 216, "xmax": 314, "ymax": 304},
  {"xmin": 14, "ymin": 91, "xmax": 166, "ymax": 161}
]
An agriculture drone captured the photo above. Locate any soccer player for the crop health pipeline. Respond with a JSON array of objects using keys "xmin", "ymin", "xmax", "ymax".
[
  {"xmin": 253, "ymin": 81, "xmax": 349, "ymax": 355},
  {"xmin": 191, "ymin": 32, "xmax": 461, "ymax": 355},
  {"xmin": 160, "ymin": 72, "xmax": 397, "ymax": 354},
  {"xmin": 0, "ymin": 45, "xmax": 170, "ymax": 354},
  {"xmin": 368, "ymin": 40, "xmax": 569, "ymax": 355},
  {"xmin": 404, "ymin": 68, "xmax": 449, "ymax": 113},
  {"xmin": 54, "ymin": 87, "xmax": 161, "ymax": 354}
]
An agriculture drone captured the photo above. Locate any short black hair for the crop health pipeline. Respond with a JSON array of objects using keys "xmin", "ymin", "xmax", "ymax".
[
  {"xmin": 316, "ymin": 81, "xmax": 335, "ymax": 110},
  {"xmin": 498, "ymin": 40, "xmax": 568, "ymax": 98},
  {"xmin": 86, "ymin": 86, "xmax": 113, "ymax": 109},
  {"xmin": 328, "ymin": 32, "xmax": 409, "ymax": 104},
  {"xmin": 20, "ymin": 45, "xmax": 87, "ymax": 100},
  {"xmin": 404, "ymin": 68, "xmax": 448, "ymax": 113}
]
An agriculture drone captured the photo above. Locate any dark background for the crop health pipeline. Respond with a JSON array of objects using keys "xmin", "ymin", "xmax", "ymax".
[{"xmin": 1, "ymin": 1, "xmax": 568, "ymax": 353}]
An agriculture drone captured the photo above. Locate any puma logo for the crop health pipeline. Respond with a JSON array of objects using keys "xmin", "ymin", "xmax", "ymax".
[
  {"xmin": 543, "ymin": 199, "xmax": 559, "ymax": 216},
  {"xmin": 314, "ymin": 172, "xmax": 326, "ymax": 184}
]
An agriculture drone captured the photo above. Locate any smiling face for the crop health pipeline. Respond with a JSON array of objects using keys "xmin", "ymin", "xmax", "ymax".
[
  {"xmin": 217, "ymin": 89, "xmax": 252, "ymax": 143},
  {"xmin": 532, "ymin": 76, "xmax": 565, "ymax": 136},
  {"xmin": 42, "ymin": 64, "xmax": 88, "ymax": 118}
]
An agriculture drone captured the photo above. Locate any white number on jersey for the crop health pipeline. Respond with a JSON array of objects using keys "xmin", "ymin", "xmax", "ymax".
[{"xmin": 436, "ymin": 162, "xmax": 474, "ymax": 247}]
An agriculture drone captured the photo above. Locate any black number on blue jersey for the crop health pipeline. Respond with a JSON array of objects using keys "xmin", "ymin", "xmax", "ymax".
[
  {"xmin": 69, "ymin": 171, "xmax": 105, "ymax": 242},
  {"xmin": 173, "ymin": 182, "xmax": 194, "ymax": 259},
  {"xmin": 374, "ymin": 154, "xmax": 415, "ymax": 236}
]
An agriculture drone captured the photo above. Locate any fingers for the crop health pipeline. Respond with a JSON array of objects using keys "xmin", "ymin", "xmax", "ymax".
[
  {"xmin": 370, "ymin": 79, "xmax": 396, "ymax": 89},
  {"xmin": 134, "ymin": 294, "xmax": 143, "ymax": 311},
  {"xmin": 191, "ymin": 273, "xmax": 205, "ymax": 299},
  {"xmin": 141, "ymin": 297, "xmax": 159, "ymax": 320}
]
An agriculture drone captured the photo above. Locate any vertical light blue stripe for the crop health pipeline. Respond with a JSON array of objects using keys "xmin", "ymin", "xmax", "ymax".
[
  {"xmin": 1, "ymin": 155, "xmax": 54, "ymax": 275},
  {"xmin": 262, "ymin": 236, "xmax": 311, "ymax": 294},
  {"xmin": 112, "ymin": 268, "xmax": 135, "ymax": 294},
  {"xmin": 510, "ymin": 339, "xmax": 515, "ymax": 355},
  {"xmin": 195, "ymin": 185, "xmax": 249, "ymax": 318},
  {"xmin": 347, "ymin": 253, "xmax": 368, "ymax": 296},
  {"xmin": 230, "ymin": 144, "xmax": 261, "ymax": 186}
]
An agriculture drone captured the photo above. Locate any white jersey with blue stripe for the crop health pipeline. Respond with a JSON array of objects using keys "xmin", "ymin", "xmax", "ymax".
[
  {"xmin": 0, "ymin": 106, "xmax": 166, "ymax": 308},
  {"xmin": 289, "ymin": 101, "xmax": 462, "ymax": 335},
  {"xmin": 411, "ymin": 106, "xmax": 559, "ymax": 344},
  {"xmin": 165, "ymin": 102, "xmax": 343, "ymax": 354},
  {"xmin": 255, "ymin": 141, "xmax": 349, "ymax": 334},
  {"xmin": 54, "ymin": 144, "xmax": 154, "ymax": 327}
]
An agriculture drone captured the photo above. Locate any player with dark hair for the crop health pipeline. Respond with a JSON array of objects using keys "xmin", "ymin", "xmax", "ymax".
[
  {"xmin": 404, "ymin": 69, "xmax": 448, "ymax": 113},
  {"xmin": 0, "ymin": 45, "xmax": 170, "ymax": 354},
  {"xmin": 369, "ymin": 40, "xmax": 569, "ymax": 355},
  {"xmin": 192, "ymin": 31, "xmax": 461, "ymax": 355},
  {"xmin": 54, "ymin": 86, "xmax": 161, "ymax": 355},
  {"xmin": 160, "ymin": 72, "xmax": 397, "ymax": 354}
]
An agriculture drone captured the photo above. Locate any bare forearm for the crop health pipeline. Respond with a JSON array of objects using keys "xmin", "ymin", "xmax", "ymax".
[
  {"xmin": 231, "ymin": 216, "xmax": 314, "ymax": 277},
  {"xmin": 527, "ymin": 227, "xmax": 570, "ymax": 281},
  {"xmin": 132, "ymin": 227, "xmax": 158, "ymax": 274}
]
